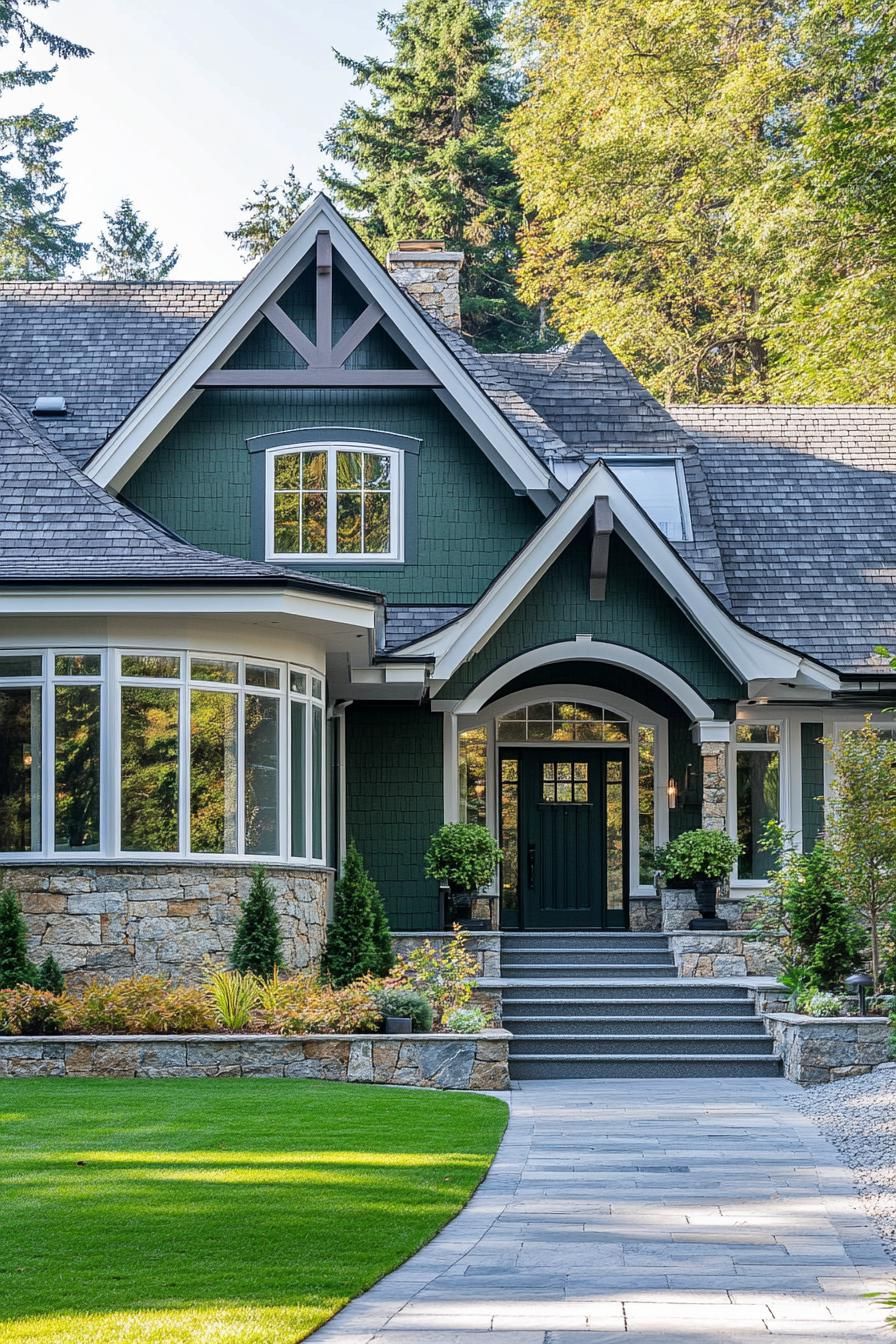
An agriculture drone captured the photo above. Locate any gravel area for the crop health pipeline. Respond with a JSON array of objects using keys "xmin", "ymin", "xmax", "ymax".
[{"xmin": 793, "ymin": 1062, "xmax": 896, "ymax": 1262}]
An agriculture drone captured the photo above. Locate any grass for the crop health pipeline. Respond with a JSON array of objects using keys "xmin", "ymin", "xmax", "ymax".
[{"xmin": 0, "ymin": 1078, "xmax": 507, "ymax": 1344}]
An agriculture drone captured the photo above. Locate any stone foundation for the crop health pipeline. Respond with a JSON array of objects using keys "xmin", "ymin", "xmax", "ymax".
[
  {"xmin": 763, "ymin": 1013, "xmax": 891, "ymax": 1086},
  {"xmin": 670, "ymin": 930, "xmax": 784, "ymax": 977},
  {"xmin": 661, "ymin": 887, "xmax": 766, "ymax": 932},
  {"xmin": 3, "ymin": 865, "xmax": 330, "ymax": 988},
  {"xmin": 629, "ymin": 897, "xmax": 662, "ymax": 932},
  {"xmin": 0, "ymin": 1030, "xmax": 510, "ymax": 1090},
  {"xmin": 392, "ymin": 932, "xmax": 502, "ymax": 980}
]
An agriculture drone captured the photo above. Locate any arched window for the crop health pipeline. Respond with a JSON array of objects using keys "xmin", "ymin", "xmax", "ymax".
[{"xmin": 266, "ymin": 442, "xmax": 402, "ymax": 561}]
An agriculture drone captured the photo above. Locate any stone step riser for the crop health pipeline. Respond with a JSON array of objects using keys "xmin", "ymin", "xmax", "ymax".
[
  {"xmin": 501, "ymin": 937, "xmax": 670, "ymax": 950},
  {"xmin": 504, "ymin": 1016, "xmax": 768, "ymax": 1036},
  {"xmin": 509, "ymin": 1034, "xmax": 776, "ymax": 1058},
  {"xmin": 500, "ymin": 998, "xmax": 753, "ymax": 1016},
  {"xmin": 510, "ymin": 1056, "xmax": 782, "ymax": 1079},
  {"xmin": 501, "ymin": 953, "xmax": 676, "ymax": 968},
  {"xmin": 500, "ymin": 984, "xmax": 751, "ymax": 1000},
  {"xmin": 501, "ymin": 967, "xmax": 676, "ymax": 980}
]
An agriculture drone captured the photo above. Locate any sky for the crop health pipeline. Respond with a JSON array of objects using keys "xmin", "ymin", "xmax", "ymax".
[{"xmin": 10, "ymin": 0, "xmax": 391, "ymax": 277}]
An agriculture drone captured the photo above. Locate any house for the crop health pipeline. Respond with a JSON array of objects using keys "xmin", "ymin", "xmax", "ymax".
[{"xmin": 1, "ymin": 194, "xmax": 895, "ymax": 983}]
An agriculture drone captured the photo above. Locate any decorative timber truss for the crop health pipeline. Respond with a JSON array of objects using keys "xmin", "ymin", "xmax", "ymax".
[{"xmin": 196, "ymin": 231, "xmax": 440, "ymax": 390}]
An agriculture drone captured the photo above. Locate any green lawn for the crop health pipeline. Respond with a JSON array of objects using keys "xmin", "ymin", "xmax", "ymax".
[{"xmin": 0, "ymin": 1078, "xmax": 507, "ymax": 1344}]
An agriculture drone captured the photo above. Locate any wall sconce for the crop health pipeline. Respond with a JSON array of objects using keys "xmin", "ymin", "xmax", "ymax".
[
  {"xmin": 666, "ymin": 776, "xmax": 679, "ymax": 809},
  {"xmin": 22, "ymin": 749, "xmax": 32, "ymax": 769}
]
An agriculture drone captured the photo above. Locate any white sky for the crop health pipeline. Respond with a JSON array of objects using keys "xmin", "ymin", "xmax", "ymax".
[{"xmin": 9, "ymin": 0, "xmax": 391, "ymax": 277}]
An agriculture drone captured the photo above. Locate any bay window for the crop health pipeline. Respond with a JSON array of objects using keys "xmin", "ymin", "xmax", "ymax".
[{"xmin": 0, "ymin": 650, "xmax": 326, "ymax": 864}]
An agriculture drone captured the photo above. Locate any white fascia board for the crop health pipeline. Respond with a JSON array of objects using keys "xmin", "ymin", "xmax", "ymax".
[
  {"xmin": 0, "ymin": 584, "xmax": 378, "ymax": 631},
  {"xmin": 86, "ymin": 194, "xmax": 555, "ymax": 503},
  {"xmin": 398, "ymin": 459, "xmax": 839, "ymax": 691}
]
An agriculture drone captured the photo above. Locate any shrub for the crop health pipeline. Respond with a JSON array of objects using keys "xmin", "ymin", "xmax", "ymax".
[
  {"xmin": 373, "ymin": 986, "xmax": 433, "ymax": 1032},
  {"xmin": 391, "ymin": 925, "xmax": 478, "ymax": 1019},
  {"xmin": 0, "ymin": 887, "xmax": 37, "ymax": 990},
  {"xmin": 424, "ymin": 824, "xmax": 502, "ymax": 893},
  {"xmin": 207, "ymin": 968, "xmax": 259, "ymax": 1030},
  {"xmin": 443, "ymin": 1005, "xmax": 488, "ymax": 1033},
  {"xmin": 64, "ymin": 976, "xmax": 216, "ymax": 1034},
  {"xmin": 36, "ymin": 955, "xmax": 64, "ymax": 994},
  {"xmin": 323, "ymin": 842, "xmax": 380, "ymax": 987},
  {"xmin": 0, "ymin": 986, "xmax": 65, "ymax": 1035},
  {"xmin": 257, "ymin": 975, "xmax": 382, "ymax": 1034},
  {"xmin": 231, "ymin": 867, "xmax": 283, "ymax": 979},
  {"xmin": 655, "ymin": 829, "xmax": 741, "ymax": 883},
  {"xmin": 799, "ymin": 990, "xmax": 845, "ymax": 1018}
]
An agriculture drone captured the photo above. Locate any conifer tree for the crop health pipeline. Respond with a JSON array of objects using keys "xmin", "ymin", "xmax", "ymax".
[
  {"xmin": 230, "ymin": 867, "xmax": 283, "ymax": 979},
  {"xmin": 323, "ymin": 841, "xmax": 379, "ymax": 988},
  {"xmin": 93, "ymin": 199, "xmax": 178, "ymax": 280},
  {"xmin": 37, "ymin": 954, "xmax": 64, "ymax": 993},
  {"xmin": 0, "ymin": 1, "xmax": 91, "ymax": 278},
  {"xmin": 368, "ymin": 880, "xmax": 394, "ymax": 979},
  {"xmin": 226, "ymin": 167, "xmax": 312, "ymax": 263},
  {"xmin": 0, "ymin": 887, "xmax": 37, "ymax": 990},
  {"xmin": 320, "ymin": 0, "xmax": 545, "ymax": 351}
]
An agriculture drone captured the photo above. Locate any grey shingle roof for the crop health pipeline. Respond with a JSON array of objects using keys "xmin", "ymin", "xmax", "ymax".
[
  {"xmin": 383, "ymin": 605, "xmax": 468, "ymax": 652},
  {"xmin": 0, "ymin": 281, "xmax": 236, "ymax": 466},
  {"xmin": 0, "ymin": 393, "xmax": 378, "ymax": 603}
]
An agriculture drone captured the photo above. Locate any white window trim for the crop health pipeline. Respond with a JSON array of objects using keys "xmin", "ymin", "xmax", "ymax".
[
  {"xmin": 0, "ymin": 648, "xmax": 327, "ymax": 868},
  {"xmin": 603, "ymin": 454, "xmax": 693, "ymax": 543},
  {"xmin": 265, "ymin": 441, "xmax": 404, "ymax": 563},
  {"xmin": 728, "ymin": 710, "xmax": 793, "ymax": 887},
  {"xmin": 450, "ymin": 685, "xmax": 669, "ymax": 899}
]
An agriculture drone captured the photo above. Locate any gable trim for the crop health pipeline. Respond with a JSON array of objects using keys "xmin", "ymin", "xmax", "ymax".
[{"xmin": 85, "ymin": 195, "xmax": 559, "ymax": 508}]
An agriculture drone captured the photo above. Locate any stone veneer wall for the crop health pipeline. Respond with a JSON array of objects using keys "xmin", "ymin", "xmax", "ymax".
[
  {"xmin": 669, "ymin": 931, "xmax": 784, "ymax": 977},
  {"xmin": 392, "ymin": 932, "xmax": 502, "ymax": 980},
  {"xmin": 0, "ymin": 1031, "xmax": 510, "ymax": 1090},
  {"xmin": 4, "ymin": 865, "xmax": 330, "ymax": 988},
  {"xmin": 763, "ymin": 1013, "xmax": 890, "ymax": 1086}
]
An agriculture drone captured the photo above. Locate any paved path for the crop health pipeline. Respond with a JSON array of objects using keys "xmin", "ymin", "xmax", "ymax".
[{"xmin": 313, "ymin": 1078, "xmax": 894, "ymax": 1342}]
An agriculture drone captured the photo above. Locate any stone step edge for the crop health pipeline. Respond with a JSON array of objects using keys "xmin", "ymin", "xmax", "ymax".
[{"xmin": 510, "ymin": 1051, "xmax": 782, "ymax": 1062}]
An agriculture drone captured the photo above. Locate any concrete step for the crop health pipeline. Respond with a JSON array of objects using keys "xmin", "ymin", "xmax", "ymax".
[
  {"xmin": 510, "ymin": 1053, "xmax": 782, "ymax": 1079},
  {"xmin": 503, "ymin": 1013, "xmax": 768, "ymax": 1036},
  {"xmin": 501, "ymin": 950, "xmax": 675, "ymax": 968},
  {"xmin": 500, "ymin": 995, "xmax": 755, "ymax": 1016},
  {"xmin": 499, "ymin": 961, "xmax": 676, "ymax": 978},
  {"xmin": 500, "ymin": 982, "xmax": 752, "ymax": 1000},
  {"xmin": 508, "ymin": 1032, "xmax": 776, "ymax": 1057}
]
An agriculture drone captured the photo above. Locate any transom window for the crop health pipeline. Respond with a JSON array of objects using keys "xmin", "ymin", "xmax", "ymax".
[
  {"xmin": 268, "ymin": 444, "xmax": 400, "ymax": 561},
  {"xmin": 497, "ymin": 702, "xmax": 630, "ymax": 742}
]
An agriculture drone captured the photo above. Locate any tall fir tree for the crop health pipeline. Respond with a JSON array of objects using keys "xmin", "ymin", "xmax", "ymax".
[
  {"xmin": 230, "ymin": 867, "xmax": 283, "ymax": 979},
  {"xmin": 323, "ymin": 841, "xmax": 379, "ymax": 988},
  {"xmin": 93, "ymin": 199, "xmax": 179, "ymax": 280},
  {"xmin": 226, "ymin": 167, "xmax": 312, "ymax": 263},
  {"xmin": 0, "ymin": 1, "xmax": 90, "ymax": 278},
  {"xmin": 320, "ymin": 0, "xmax": 545, "ymax": 351}
]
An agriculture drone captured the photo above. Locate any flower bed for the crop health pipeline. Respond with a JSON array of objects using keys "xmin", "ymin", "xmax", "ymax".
[{"xmin": 0, "ymin": 1030, "xmax": 511, "ymax": 1089}]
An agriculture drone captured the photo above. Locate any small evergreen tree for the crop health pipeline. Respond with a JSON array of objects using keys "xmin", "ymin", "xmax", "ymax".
[
  {"xmin": 0, "ymin": 887, "xmax": 37, "ymax": 990},
  {"xmin": 37, "ymin": 954, "xmax": 64, "ymax": 994},
  {"xmin": 230, "ymin": 867, "xmax": 282, "ymax": 979},
  {"xmin": 226, "ymin": 167, "xmax": 312, "ymax": 263},
  {"xmin": 93, "ymin": 198, "xmax": 179, "ymax": 280},
  {"xmin": 323, "ymin": 841, "xmax": 379, "ymax": 987},
  {"xmin": 368, "ymin": 881, "xmax": 394, "ymax": 979}
]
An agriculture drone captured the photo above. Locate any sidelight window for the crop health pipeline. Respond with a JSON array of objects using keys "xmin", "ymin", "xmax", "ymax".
[{"xmin": 734, "ymin": 722, "xmax": 781, "ymax": 880}]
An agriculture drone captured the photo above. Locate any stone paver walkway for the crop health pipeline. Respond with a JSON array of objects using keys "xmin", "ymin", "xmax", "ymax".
[{"xmin": 313, "ymin": 1078, "xmax": 894, "ymax": 1342}]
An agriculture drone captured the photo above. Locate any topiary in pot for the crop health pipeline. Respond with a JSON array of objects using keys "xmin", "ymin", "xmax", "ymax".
[
  {"xmin": 424, "ymin": 824, "xmax": 502, "ymax": 928},
  {"xmin": 373, "ymin": 986, "xmax": 433, "ymax": 1033},
  {"xmin": 655, "ymin": 829, "xmax": 741, "ymax": 927}
]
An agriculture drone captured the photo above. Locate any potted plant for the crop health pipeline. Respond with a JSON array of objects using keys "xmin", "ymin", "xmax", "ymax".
[
  {"xmin": 656, "ymin": 828, "xmax": 741, "ymax": 928},
  {"xmin": 424, "ymin": 823, "xmax": 502, "ymax": 929},
  {"xmin": 373, "ymin": 986, "xmax": 433, "ymax": 1034}
]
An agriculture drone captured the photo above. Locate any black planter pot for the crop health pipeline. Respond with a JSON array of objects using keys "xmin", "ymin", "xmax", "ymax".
[
  {"xmin": 687, "ymin": 876, "xmax": 729, "ymax": 930},
  {"xmin": 383, "ymin": 1016, "xmax": 413, "ymax": 1035}
]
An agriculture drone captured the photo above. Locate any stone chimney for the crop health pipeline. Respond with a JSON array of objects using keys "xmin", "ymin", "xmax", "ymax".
[{"xmin": 386, "ymin": 239, "xmax": 464, "ymax": 331}]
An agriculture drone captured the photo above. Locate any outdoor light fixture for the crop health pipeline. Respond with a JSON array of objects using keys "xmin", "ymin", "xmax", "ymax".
[
  {"xmin": 666, "ymin": 777, "xmax": 679, "ymax": 809},
  {"xmin": 846, "ymin": 971, "xmax": 873, "ymax": 1016}
]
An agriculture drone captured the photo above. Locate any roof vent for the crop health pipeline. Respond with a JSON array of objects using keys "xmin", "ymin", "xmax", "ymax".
[{"xmin": 32, "ymin": 396, "xmax": 67, "ymax": 417}]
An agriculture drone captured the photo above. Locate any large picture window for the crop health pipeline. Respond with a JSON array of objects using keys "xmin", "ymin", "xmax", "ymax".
[
  {"xmin": 268, "ymin": 444, "xmax": 401, "ymax": 561},
  {"xmin": 0, "ymin": 651, "xmax": 326, "ymax": 864},
  {"xmin": 734, "ymin": 723, "xmax": 781, "ymax": 880}
]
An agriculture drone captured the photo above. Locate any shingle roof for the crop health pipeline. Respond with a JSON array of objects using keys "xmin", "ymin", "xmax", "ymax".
[
  {"xmin": 382, "ymin": 604, "xmax": 468, "ymax": 652},
  {"xmin": 0, "ymin": 281, "xmax": 236, "ymax": 466},
  {"xmin": 0, "ymin": 393, "xmax": 377, "ymax": 602}
]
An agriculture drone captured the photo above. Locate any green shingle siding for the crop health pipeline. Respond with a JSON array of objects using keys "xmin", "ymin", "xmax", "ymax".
[
  {"xmin": 344, "ymin": 702, "xmax": 443, "ymax": 929},
  {"xmin": 437, "ymin": 530, "xmax": 743, "ymax": 704},
  {"xmin": 801, "ymin": 721, "xmax": 825, "ymax": 849},
  {"xmin": 124, "ymin": 387, "xmax": 539, "ymax": 604}
]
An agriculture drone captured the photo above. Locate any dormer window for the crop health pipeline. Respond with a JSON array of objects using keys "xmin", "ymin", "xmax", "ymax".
[
  {"xmin": 610, "ymin": 460, "xmax": 691, "ymax": 541},
  {"xmin": 266, "ymin": 442, "xmax": 402, "ymax": 561}
]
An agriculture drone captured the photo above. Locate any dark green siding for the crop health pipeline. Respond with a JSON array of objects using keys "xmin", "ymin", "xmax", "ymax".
[
  {"xmin": 344, "ymin": 702, "xmax": 443, "ymax": 929},
  {"xmin": 438, "ymin": 529, "xmax": 743, "ymax": 704},
  {"xmin": 124, "ymin": 386, "xmax": 539, "ymax": 604},
  {"xmin": 801, "ymin": 722, "xmax": 825, "ymax": 849}
]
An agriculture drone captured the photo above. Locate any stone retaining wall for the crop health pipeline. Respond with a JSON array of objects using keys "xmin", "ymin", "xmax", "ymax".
[
  {"xmin": 763, "ymin": 1013, "xmax": 890, "ymax": 1086},
  {"xmin": 4, "ymin": 865, "xmax": 330, "ymax": 988},
  {"xmin": 661, "ymin": 887, "xmax": 766, "ymax": 931},
  {"xmin": 0, "ymin": 1030, "xmax": 510, "ymax": 1090},
  {"xmin": 669, "ymin": 930, "xmax": 783, "ymax": 977},
  {"xmin": 392, "ymin": 932, "xmax": 501, "ymax": 980}
]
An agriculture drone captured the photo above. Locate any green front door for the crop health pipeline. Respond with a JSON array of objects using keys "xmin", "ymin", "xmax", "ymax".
[{"xmin": 503, "ymin": 748, "xmax": 628, "ymax": 930}]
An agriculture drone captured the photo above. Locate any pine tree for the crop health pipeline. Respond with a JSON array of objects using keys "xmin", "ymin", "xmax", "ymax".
[
  {"xmin": 368, "ymin": 881, "xmax": 394, "ymax": 979},
  {"xmin": 37, "ymin": 954, "xmax": 64, "ymax": 994},
  {"xmin": 93, "ymin": 199, "xmax": 179, "ymax": 280},
  {"xmin": 230, "ymin": 867, "xmax": 283, "ymax": 979},
  {"xmin": 0, "ymin": 2, "xmax": 90, "ymax": 278},
  {"xmin": 226, "ymin": 167, "xmax": 312, "ymax": 263},
  {"xmin": 320, "ymin": 0, "xmax": 545, "ymax": 351},
  {"xmin": 0, "ymin": 887, "xmax": 37, "ymax": 990},
  {"xmin": 323, "ymin": 841, "xmax": 378, "ymax": 988}
]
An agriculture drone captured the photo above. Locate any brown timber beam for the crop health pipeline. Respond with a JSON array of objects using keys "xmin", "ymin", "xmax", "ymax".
[
  {"xmin": 590, "ymin": 496, "xmax": 614, "ymax": 600},
  {"xmin": 195, "ymin": 368, "xmax": 441, "ymax": 388}
]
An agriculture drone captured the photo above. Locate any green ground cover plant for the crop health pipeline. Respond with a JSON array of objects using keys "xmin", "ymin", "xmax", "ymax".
[{"xmin": 0, "ymin": 1078, "xmax": 506, "ymax": 1344}]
